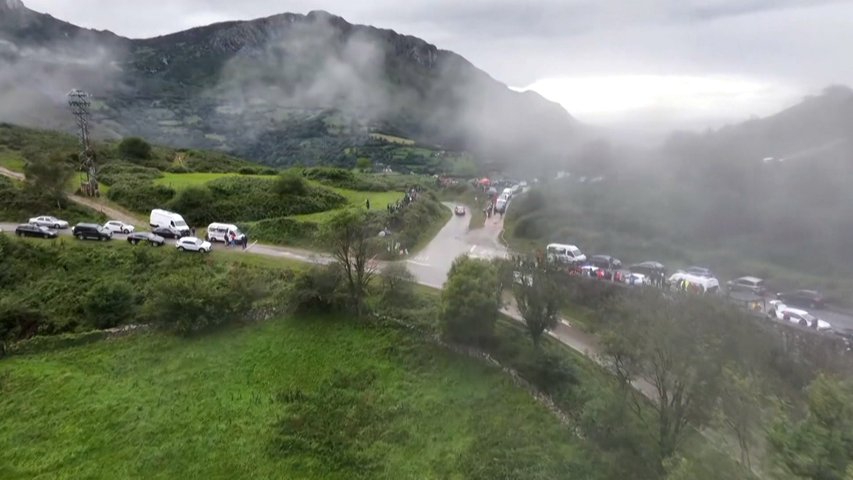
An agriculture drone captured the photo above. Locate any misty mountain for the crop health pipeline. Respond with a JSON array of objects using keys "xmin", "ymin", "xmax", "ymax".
[
  {"xmin": 664, "ymin": 85, "xmax": 853, "ymax": 167},
  {"xmin": 0, "ymin": 1, "xmax": 577, "ymax": 168}
]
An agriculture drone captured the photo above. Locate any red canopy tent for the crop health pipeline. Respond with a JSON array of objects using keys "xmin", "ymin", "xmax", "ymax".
[{"xmin": 478, "ymin": 178, "xmax": 490, "ymax": 186}]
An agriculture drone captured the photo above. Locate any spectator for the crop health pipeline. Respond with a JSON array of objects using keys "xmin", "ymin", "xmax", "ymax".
[
  {"xmin": 190, "ymin": 226, "xmax": 196, "ymax": 237},
  {"xmin": 366, "ymin": 198, "xmax": 370, "ymax": 210}
]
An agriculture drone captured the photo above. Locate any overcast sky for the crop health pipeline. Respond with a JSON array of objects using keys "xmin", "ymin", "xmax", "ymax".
[{"xmin": 23, "ymin": 0, "xmax": 853, "ymax": 133}]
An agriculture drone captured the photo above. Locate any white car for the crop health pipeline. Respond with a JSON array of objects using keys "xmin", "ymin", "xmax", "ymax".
[
  {"xmin": 768, "ymin": 301, "xmax": 832, "ymax": 331},
  {"xmin": 546, "ymin": 243, "xmax": 587, "ymax": 264},
  {"xmin": 103, "ymin": 220, "xmax": 135, "ymax": 234},
  {"xmin": 28, "ymin": 216, "xmax": 69, "ymax": 229},
  {"xmin": 669, "ymin": 271, "xmax": 721, "ymax": 293},
  {"xmin": 176, "ymin": 236, "xmax": 212, "ymax": 253},
  {"xmin": 623, "ymin": 272, "xmax": 650, "ymax": 286}
]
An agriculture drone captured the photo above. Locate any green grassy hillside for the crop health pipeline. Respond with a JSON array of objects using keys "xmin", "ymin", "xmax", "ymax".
[{"xmin": 0, "ymin": 317, "xmax": 596, "ymax": 480}]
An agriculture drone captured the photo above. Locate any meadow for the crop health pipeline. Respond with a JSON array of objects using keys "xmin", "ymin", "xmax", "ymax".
[{"xmin": 0, "ymin": 316, "xmax": 595, "ymax": 480}]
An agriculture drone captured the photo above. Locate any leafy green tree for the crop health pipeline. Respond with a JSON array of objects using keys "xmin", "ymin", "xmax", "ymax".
[
  {"xmin": 23, "ymin": 151, "xmax": 74, "ymax": 207},
  {"xmin": 440, "ymin": 256, "xmax": 499, "ymax": 345},
  {"xmin": 770, "ymin": 374, "xmax": 853, "ymax": 480},
  {"xmin": 355, "ymin": 157, "xmax": 372, "ymax": 173},
  {"xmin": 273, "ymin": 171, "xmax": 308, "ymax": 196},
  {"xmin": 378, "ymin": 262, "xmax": 416, "ymax": 309},
  {"xmin": 323, "ymin": 209, "xmax": 381, "ymax": 316},
  {"xmin": 82, "ymin": 281, "xmax": 136, "ymax": 329},
  {"xmin": 512, "ymin": 262, "xmax": 562, "ymax": 347},
  {"xmin": 715, "ymin": 367, "xmax": 763, "ymax": 470},
  {"xmin": 118, "ymin": 137, "xmax": 152, "ymax": 160},
  {"xmin": 599, "ymin": 291, "xmax": 731, "ymax": 473}
]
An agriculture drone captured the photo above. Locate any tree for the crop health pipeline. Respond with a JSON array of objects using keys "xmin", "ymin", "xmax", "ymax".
[
  {"xmin": 770, "ymin": 374, "xmax": 853, "ymax": 480},
  {"xmin": 599, "ymin": 290, "xmax": 731, "ymax": 473},
  {"xmin": 82, "ymin": 281, "xmax": 136, "ymax": 329},
  {"xmin": 23, "ymin": 151, "xmax": 74, "ymax": 208},
  {"xmin": 355, "ymin": 157, "xmax": 372, "ymax": 173},
  {"xmin": 118, "ymin": 137, "xmax": 152, "ymax": 160},
  {"xmin": 512, "ymin": 260, "xmax": 562, "ymax": 347},
  {"xmin": 378, "ymin": 262, "xmax": 416, "ymax": 309},
  {"xmin": 274, "ymin": 171, "xmax": 308, "ymax": 196},
  {"xmin": 322, "ymin": 209, "xmax": 381, "ymax": 316},
  {"xmin": 440, "ymin": 256, "xmax": 499, "ymax": 345},
  {"xmin": 715, "ymin": 367, "xmax": 763, "ymax": 470}
]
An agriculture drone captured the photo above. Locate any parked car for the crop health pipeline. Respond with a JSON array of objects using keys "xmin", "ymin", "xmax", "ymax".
[
  {"xmin": 495, "ymin": 196, "xmax": 508, "ymax": 213},
  {"xmin": 72, "ymin": 223, "xmax": 112, "ymax": 241},
  {"xmin": 127, "ymin": 231, "xmax": 165, "ymax": 246},
  {"xmin": 103, "ymin": 220, "xmax": 135, "ymax": 234},
  {"xmin": 152, "ymin": 226, "xmax": 184, "ymax": 239},
  {"xmin": 590, "ymin": 255, "xmax": 622, "ymax": 270},
  {"xmin": 623, "ymin": 272, "xmax": 650, "ymax": 286},
  {"xmin": 727, "ymin": 276, "xmax": 767, "ymax": 295},
  {"xmin": 770, "ymin": 302, "xmax": 832, "ymax": 331},
  {"xmin": 685, "ymin": 266, "xmax": 714, "ymax": 278},
  {"xmin": 28, "ymin": 215, "xmax": 69, "ymax": 229},
  {"xmin": 176, "ymin": 236, "xmax": 211, "ymax": 253},
  {"xmin": 777, "ymin": 290, "xmax": 825, "ymax": 308},
  {"xmin": 454, "ymin": 205, "xmax": 466, "ymax": 216},
  {"xmin": 629, "ymin": 261, "xmax": 667, "ymax": 280},
  {"xmin": 546, "ymin": 243, "xmax": 587, "ymax": 264},
  {"xmin": 668, "ymin": 271, "xmax": 720, "ymax": 293},
  {"xmin": 15, "ymin": 223, "xmax": 58, "ymax": 239}
]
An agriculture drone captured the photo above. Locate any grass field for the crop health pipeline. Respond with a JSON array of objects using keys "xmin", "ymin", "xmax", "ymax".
[
  {"xmin": 154, "ymin": 172, "xmax": 276, "ymax": 190},
  {"xmin": 0, "ymin": 149, "xmax": 25, "ymax": 173},
  {"xmin": 0, "ymin": 317, "xmax": 593, "ymax": 480}
]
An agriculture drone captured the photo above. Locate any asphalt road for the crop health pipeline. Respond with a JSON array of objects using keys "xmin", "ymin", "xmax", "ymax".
[{"xmin": 403, "ymin": 202, "xmax": 508, "ymax": 288}]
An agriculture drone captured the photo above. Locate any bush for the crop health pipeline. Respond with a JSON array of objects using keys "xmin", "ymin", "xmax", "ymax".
[
  {"xmin": 98, "ymin": 162, "xmax": 163, "ymax": 186},
  {"xmin": 378, "ymin": 263, "xmax": 416, "ymax": 309},
  {"xmin": 243, "ymin": 217, "xmax": 320, "ymax": 247},
  {"xmin": 118, "ymin": 137, "xmax": 152, "ymax": 160},
  {"xmin": 286, "ymin": 265, "xmax": 345, "ymax": 314},
  {"xmin": 273, "ymin": 172, "xmax": 309, "ymax": 196},
  {"xmin": 82, "ymin": 281, "xmax": 137, "ymax": 329},
  {"xmin": 143, "ymin": 272, "xmax": 237, "ymax": 335},
  {"xmin": 107, "ymin": 180, "xmax": 175, "ymax": 213}
]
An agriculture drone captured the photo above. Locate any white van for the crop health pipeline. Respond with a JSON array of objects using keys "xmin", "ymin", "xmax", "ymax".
[
  {"xmin": 206, "ymin": 222, "xmax": 245, "ymax": 243},
  {"xmin": 502, "ymin": 188, "xmax": 513, "ymax": 198},
  {"xmin": 495, "ymin": 196, "xmax": 508, "ymax": 213},
  {"xmin": 546, "ymin": 243, "xmax": 587, "ymax": 264},
  {"xmin": 149, "ymin": 209, "xmax": 191, "ymax": 237}
]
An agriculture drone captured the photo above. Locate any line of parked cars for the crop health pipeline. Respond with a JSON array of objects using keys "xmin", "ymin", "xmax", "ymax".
[{"xmin": 543, "ymin": 240, "xmax": 843, "ymax": 336}]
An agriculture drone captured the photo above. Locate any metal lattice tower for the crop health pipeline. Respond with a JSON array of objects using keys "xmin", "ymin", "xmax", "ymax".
[{"xmin": 67, "ymin": 89, "xmax": 99, "ymax": 196}]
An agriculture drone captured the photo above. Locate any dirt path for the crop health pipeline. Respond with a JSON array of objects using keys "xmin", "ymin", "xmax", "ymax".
[{"xmin": 0, "ymin": 166, "xmax": 142, "ymax": 225}]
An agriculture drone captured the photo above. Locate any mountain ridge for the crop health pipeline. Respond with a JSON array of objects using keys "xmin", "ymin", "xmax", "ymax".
[{"xmin": 0, "ymin": 2, "xmax": 577, "ymax": 170}]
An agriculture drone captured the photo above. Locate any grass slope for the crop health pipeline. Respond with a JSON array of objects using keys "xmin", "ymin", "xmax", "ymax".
[
  {"xmin": 0, "ymin": 317, "xmax": 593, "ymax": 480},
  {"xmin": 154, "ymin": 172, "xmax": 276, "ymax": 190}
]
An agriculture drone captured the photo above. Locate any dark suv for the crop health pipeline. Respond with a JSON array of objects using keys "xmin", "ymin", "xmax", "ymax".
[{"xmin": 72, "ymin": 223, "xmax": 112, "ymax": 241}]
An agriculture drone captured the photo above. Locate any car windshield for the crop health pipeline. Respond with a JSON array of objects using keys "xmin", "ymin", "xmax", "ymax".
[
  {"xmin": 570, "ymin": 248, "xmax": 581, "ymax": 256},
  {"xmin": 175, "ymin": 220, "xmax": 188, "ymax": 227},
  {"xmin": 37, "ymin": 226, "xmax": 49, "ymax": 232}
]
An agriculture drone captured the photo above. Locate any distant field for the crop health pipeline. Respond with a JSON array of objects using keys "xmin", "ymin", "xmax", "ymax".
[
  {"xmin": 0, "ymin": 149, "xmax": 25, "ymax": 173},
  {"xmin": 154, "ymin": 172, "xmax": 276, "ymax": 190},
  {"xmin": 292, "ymin": 189, "xmax": 402, "ymax": 222},
  {"xmin": 0, "ymin": 317, "xmax": 588, "ymax": 479},
  {"xmin": 369, "ymin": 133, "xmax": 415, "ymax": 145}
]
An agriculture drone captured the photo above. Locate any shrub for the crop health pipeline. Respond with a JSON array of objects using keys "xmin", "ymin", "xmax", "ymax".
[
  {"xmin": 286, "ymin": 265, "xmax": 345, "ymax": 314},
  {"xmin": 118, "ymin": 137, "xmax": 152, "ymax": 160},
  {"xmin": 243, "ymin": 217, "xmax": 320, "ymax": 247},
  {"xmin": 81, "ymin": 281, "xmax": 137, "ymax": 329},
  {"xmin": 273, "ymin": 172, "xmax": 309, "ymax": 196},
  {"xmin": 107, "ymin": 180, "xmax": 175, "ymax": 213},
  {"xmin": 143, "ymin": 272, "xmax": 236, "ymax": 335},
  {"xmin": 378, "ymin": 263, "xmax": 416, "ymax": 309}
]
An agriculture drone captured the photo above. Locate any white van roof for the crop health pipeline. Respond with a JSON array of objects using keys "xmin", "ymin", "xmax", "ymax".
[
  {"xmin": 547, "ymin": 243, "xmax": 581, "ymax": 251},
  {"xmin": 208, "ymin": 222, "xmax": 239, "ymax": 230},
  {"xmin": 151, "ymin": 208, "xmax": 182, "ymax": 218}
]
